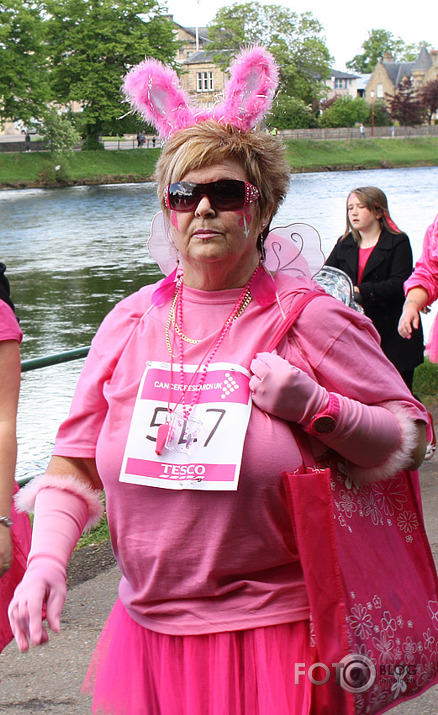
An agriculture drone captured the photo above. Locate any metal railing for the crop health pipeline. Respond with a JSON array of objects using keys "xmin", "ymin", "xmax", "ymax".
[{"xmin": 21, "ymin": 346, "xmax": 90, "ymax": 372}]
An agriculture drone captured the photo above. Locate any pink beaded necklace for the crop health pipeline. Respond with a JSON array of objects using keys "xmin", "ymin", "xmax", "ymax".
[{"xmin": 155, "ymin": 265, "xmax": 260, "ymax": 455}]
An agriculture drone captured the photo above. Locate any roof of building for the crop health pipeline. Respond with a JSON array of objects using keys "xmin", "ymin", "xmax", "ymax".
[
  {"xmin": 413, "ymin": 45, "xmax": 433, "ymax": 71},
  {"xmin": 379, "ymin": 46, "xmax": 434, "ymax": 85},
  {"xmin": 382, "ymin": 60, "xmax": 416, "ymax": 86},
  {"xmin": 329, "ymin": 69, "xmax": 360, "ymax": 79},
  {"xmin": 185, "ymin": 26, "xmax": 209, "ymax": 39},
  {"xmin": 184, "ymin": 50, "xmax": 214, "ymax": 64}
]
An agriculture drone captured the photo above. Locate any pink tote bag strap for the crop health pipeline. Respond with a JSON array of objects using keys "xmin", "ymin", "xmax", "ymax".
[{"xmin": 266, "ymin": 290, "xmax": 331, "ymax": 353}]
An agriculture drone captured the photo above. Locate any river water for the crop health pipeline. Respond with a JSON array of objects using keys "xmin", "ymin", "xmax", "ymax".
[{"xmin": 1, "ymin": 165, "xmax": 437, "ymax": 479}]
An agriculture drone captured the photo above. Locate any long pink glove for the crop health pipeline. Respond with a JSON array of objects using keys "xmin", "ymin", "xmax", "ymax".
[
  {"xmin": 8, "ymin": 486, "xmax": 91, "ymax": 652},
  {"xmin": 250, "ymin": 352, "xmax": 410, "ymax": 474},
  {"xmin": 250, "ymin": 352, "xmax": 329, "ymax": 425}
]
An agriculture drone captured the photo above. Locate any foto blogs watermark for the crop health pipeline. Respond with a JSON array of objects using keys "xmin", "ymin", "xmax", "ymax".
[{"xmin": 294, "ymin": 654, "xmax": 419, "ymax": 694}]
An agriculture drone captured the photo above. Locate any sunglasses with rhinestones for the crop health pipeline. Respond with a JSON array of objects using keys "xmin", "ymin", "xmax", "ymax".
[{"xmin": 164, "ymin": 179, "xmax": 260, "ymax": 213}]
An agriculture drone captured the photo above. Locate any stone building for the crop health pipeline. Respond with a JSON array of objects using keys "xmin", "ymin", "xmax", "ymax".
[
  {"xmin": 324, "ymin": 70, "xmax": 361, "ymax": 100},
  {"xmin": 172, "ymin": 22, "xmax": 226, "ymax": 112},
  {"xmin": 365, "ymin": 46, "xmax": 438, "ymax": 103}
]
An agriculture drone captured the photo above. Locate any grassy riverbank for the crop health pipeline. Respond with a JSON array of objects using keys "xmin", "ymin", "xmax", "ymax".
[{"xmin": 1, "ymin": 137, "xmax": 438, "ymax": 189}]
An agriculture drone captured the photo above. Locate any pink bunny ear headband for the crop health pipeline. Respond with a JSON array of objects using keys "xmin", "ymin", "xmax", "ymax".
[
  {"xmin": 122, "ymin": 45, "xmax": 279, "ymax": 137},
  {"xmin": 125, "ymin": 47, "xmax": 348, "ymax": 309}
]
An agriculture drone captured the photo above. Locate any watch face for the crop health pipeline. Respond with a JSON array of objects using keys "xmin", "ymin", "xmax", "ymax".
[{"xmin": 313, "ymin": 415, "xmax": 336, "ymax": 434}]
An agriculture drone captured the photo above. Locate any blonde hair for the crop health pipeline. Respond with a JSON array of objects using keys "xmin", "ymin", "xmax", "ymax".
[
  {"xmin": 155, "ymin": 121, "xmax": 290, "ymax": 224},
  {"xmin": 344, "ymin": 186, "xmax": 402, "ymax": 243}
]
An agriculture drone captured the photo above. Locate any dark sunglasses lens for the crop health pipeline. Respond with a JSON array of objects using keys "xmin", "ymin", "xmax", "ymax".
[
  {"xmin": 168, "ymin": 183, "xmax": 197, "ymax": 211},
  {"xmin": 212, "ymin": 180, "xmax": 245, "ymax": 210},
  {"xmin": 167, "ymin": 180, "xmax": 248, "ymax": 211}
]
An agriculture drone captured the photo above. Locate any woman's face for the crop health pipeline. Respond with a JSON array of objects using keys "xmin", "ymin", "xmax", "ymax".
[
  {"xmin": 347, "ymin": 193, "xmax": 381, "ymax": 234},
  {"xmin": 168, "ymin": 160, "xmax": 269, "ymax": 290}
]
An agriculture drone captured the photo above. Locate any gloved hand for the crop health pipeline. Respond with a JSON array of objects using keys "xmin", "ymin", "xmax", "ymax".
[
  {"xmin": 8, "ymin": 485, "xmax": 90, "ymax": 652},
  {"xmin": 250, "ymin": 351, "xmax": 409, "ymax": 478},
  {"xmin": 249, "ymin": 352, "xmax": 329, "ymax": 425}
]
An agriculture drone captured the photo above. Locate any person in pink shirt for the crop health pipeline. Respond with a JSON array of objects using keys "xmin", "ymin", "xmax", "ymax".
[
  {"xmin": 399, "ymin": 212, "xmax": 438, "ymax": 362},
  {"xmin": 8, "ymin": 50, "xmax": 428, "ymax": 714},
  {"xmin": 0, "ymin": 263, "xmax": 31, "ymax": 653}
]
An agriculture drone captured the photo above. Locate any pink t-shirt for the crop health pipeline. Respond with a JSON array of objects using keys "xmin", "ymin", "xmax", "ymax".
[
  {"xmin": 53, "ymin": 272, "xmax": 426, "ymax": 636},
  {"xmin": 0, "ymin": 301, "xmax": 22, "ymax": 343},
  {"xmin": 358, "ymin": 245, "xmax": 375, "ymax": 284}
]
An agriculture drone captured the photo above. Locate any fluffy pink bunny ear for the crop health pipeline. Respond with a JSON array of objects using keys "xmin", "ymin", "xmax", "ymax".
[
  {"xmin": 122, "ymin": 58, "xmax": 196, "ymax": 138},
  {"xmin": 211, "ymin": 46, "xmax": 279, "ymax": 131},
  {"xmin": 122, "ymin": 46, "xmax": 279, "ymax": 137}
]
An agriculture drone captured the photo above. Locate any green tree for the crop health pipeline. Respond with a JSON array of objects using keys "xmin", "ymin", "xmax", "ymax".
[
  {"xmin": 208, "ymin": 2, "xmax": 332, "ymax": 106},
  {"xmin": 400, "ymin": 42, "xmax": 432, "ymax": 62},
  {"xmin": 44, "ymin": 0, "xmax": 177, "ymax": 147},
  {"xmin": 346, "ymin": 29, "xmax": 406, "ymax": 73},
  {"xmin": 319, "ymin": 96, "xmax": 370, "ymax": 128},
  {"xmin": 266, "ymin": 95, "xmax": 316, "ymax": 129},
  {"xmin": 370, "ymin": 99, "xmax": 391, "ymax": 127},
  {"xmin": 0, "ymin": 0, "xmax": 50, "ymax": 124},
  {"xmin": 40, "ymin": 108, "xmax": 82, "ymax": 153}
]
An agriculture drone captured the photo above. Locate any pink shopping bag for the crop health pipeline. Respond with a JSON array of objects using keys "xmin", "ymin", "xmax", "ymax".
[{"xmin": 284, "ymin": 455, "xmax": 438, "ymax": 715}]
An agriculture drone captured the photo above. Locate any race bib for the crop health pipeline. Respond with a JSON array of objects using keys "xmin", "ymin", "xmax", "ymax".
[{"xmin": 119, "ymin": 361, "xmax": 252, "ymax": 490}]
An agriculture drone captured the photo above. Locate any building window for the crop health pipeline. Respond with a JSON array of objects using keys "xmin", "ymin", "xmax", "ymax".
[
  {"xmin": 377, "ymin": 83, "xmax": 383, "ymax": 98},
  {"xmin": 197, "ymin": 72, "xmax": 214, "ymax": 92}
]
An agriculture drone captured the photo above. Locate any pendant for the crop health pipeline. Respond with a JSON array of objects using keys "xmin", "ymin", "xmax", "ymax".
[
  {"xmin": 165, "ymin": 410, "xmax": 205, "ymax": 456},
  {"xmin": 155, "ymin": 422, "xmax": 171, "ymax": 455}
]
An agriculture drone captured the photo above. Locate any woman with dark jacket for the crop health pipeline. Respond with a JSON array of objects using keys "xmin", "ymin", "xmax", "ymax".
[{"xmin": 325, "ymin": 186, "xmax": 424, "ymax": 390}]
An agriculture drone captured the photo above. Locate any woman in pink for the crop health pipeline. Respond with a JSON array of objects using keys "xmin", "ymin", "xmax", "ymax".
[
  {"xmin": 399, "ymin": 212, "xmax": 438, "ymax": 362},
  {"xmin": 8, "ymin": 51, "xmax": 428, "ymax": 714},
  {"xmin": 0, "ymin": 263, "xmax": 31, "ymax": 652}
]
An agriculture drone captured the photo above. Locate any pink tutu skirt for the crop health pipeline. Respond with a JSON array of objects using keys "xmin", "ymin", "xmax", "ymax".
[
  {"xmin": 0, "ymin": 482, "xmax": 31, "ymax": 653},
  {"xmin": 82, "ymin": 599, "xmax": 313, "ymax": 715}
]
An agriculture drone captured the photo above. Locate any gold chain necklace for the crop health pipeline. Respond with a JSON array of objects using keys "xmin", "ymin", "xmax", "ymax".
[{"xmin": 165, "ymin": 285, "xmax": 253, "ymax": 356}]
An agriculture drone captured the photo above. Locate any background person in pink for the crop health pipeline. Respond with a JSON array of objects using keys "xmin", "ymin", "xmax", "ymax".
[
  {"xmin": 399, "ymin": 213, "xmax": 438, "ymax": 362},
  {"xmin": 8, "ymin": 50, "xmax": 428, "ymax": 715},
  {"xmin": 0, "ymin": 263, "xmax": 31, "ymax": 653}
]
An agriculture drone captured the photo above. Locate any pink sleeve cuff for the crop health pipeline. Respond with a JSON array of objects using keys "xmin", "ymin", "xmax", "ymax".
[
  {"xmin": 15, "ymin": 474, "xmax": 104, "ymax": 531},
  {"xmin": 351, "ymin": 402, "xmax": 420, "ymax": 482}
]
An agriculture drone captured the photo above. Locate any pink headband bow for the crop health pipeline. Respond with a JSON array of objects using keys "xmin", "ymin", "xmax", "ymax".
[{"xmin": 122, "ymin": 46, "xmax": 279, "ymax": 138}]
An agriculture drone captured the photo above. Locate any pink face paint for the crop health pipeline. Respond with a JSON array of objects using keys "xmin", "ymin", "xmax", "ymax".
[
  {"xmin": 236, "ymin": 207, "xmax": 253, "ymax": 238},
  {"xmin": 170, "ymin": 211, "xmax": 179, "ymax": 229}
]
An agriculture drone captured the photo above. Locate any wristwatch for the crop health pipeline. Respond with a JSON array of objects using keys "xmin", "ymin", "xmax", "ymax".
[
  {"xmin": 0, "ymin": 516, "xmax": 13, "ymax": 528},
  {"xmin": 304, "ymin": 394, "xmax": 340, "ymax": 435}
]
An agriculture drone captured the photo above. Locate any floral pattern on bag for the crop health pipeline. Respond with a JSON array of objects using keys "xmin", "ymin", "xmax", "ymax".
[{"xmin": 323, "ymin": 457, "xmax": 438, "ymax": 714}]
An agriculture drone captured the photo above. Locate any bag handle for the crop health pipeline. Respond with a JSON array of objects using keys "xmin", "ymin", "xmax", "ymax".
[
  {"xmin": 266, "ymin": 289, "xmax": 332, "ymax": 468},
  {"xmin": 266, "ymin": 290, "xmax": 331, "ymax": 352}
]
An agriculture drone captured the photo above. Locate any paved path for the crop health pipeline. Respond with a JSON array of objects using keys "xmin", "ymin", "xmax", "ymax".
[{"xmin": 1, "ymin": 447, "xmax": 437, "ymax": 713}]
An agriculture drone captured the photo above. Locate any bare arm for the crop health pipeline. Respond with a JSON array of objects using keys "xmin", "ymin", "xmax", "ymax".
[
  {"xmin": 0, "ymin": 340, "xmax": 21, "ymax": 576},
  {"xmin": 398, "ymin": 287, "xmax": 430, "ymax": 338},
  {"xmin": 44, "ymin": 454, "xmax": 103, "ymax": 490}
]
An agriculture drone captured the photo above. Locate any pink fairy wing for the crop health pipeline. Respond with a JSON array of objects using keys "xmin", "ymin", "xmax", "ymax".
[
  {"xmin": 147, "ymin": 212, "xmax": 178, "ymax": 276},
  {"xmin": 264, "ymin": 223, "xmax": 325, "ymax": 279}
]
